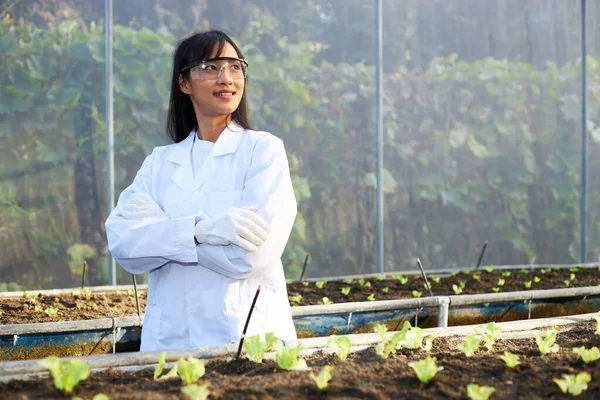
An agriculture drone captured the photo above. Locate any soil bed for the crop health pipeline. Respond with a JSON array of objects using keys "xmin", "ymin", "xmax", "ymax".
[
  {"xmin": 2, "ymin": 321, "xmax": 600, "ymax": 399},
  {"xmin": 1, "ymin": 267, "xmax": 598, "ymax": 325}
]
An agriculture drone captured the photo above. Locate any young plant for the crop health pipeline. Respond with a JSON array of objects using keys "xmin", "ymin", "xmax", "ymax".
[
  {"xmin": 520, "ymin": 268, "xmax": 528, "ymax": 273},
  {"xmin": 367, "ymin": 294, "xmax": 376, "ymax": 301},
  {"xmin": 381, "ymin": 286, "xmax": 389, "ymax": 293},
  {"xmin": 553, "ymin": 372, "xmax": 591, "ymax": 396},
  {"xmin": 466, "ymin": 384, "xmax": 495, "ymax": 400},
  {"xmin": 564, "ymin": 280, "xmax": 571, "ymax": 287},
  {"xmin": 570, "ymin": 273, "xmax": 576, "ymax": 281},
  {"xmin": 456, "ymin": 334, "xmax": 480, "ymax": 357},
  {"xmin": 429, "ymin": 276, "xmax": 441, "ymax": 284},
  {"xmin": 408, "ymin": 356, "xmax": 443, "ymax": 384},
  {"xmin": 73, "ymin": 394, "xmax": 109, "ymax": 400},
  {"xmin": 45, "ymin": 308, "xmax": 59, "ymax": 316},
  {"xmin": 572, "ymin": 346, "xmax": 600, "ymax": 364},
  {"xmin": 502, "ymin": 271, "xmax": 511, "ymax": 277},
  {"xmin": 412, "ymin": 290, "xmax": 422, "ymax": 298},
  {"xmin": 484, "ymin": 266, "xmax": 494, "ymax": 273},
  {"xmin": 181, "ymin": 383, "xmax": 211, "ymax": 400},
  {"xmin": 342, "ymin": 278, "xmax": 353, "ymax": 284},
  {"xmin": 315, "ymin": 280, "xmax": 327, "ymax": 289},
  {"xmin": 37, "ymin": 356, "xmax": 90, "ymax": 394},
  {"xmin": 327, "ymin": 335, "xmax": 352, "ymax": 361},
  {"xmin": 534, "ymin": 326, "xmax": 559, "ymax": 355},
  {"xmin": 154, "ymin": 351, "xmax": 178, "ymax": 380},
  {"xmin": 177, "ymin": 356, "xmax": 206, "ymax": 385},
  {"xmin": 309, "ymin": 365, "xmax": 334, "ymax": 390},
  {"xmin": 292, "ymin": 294, "xmax": 303, "ymax": 303},
  {"xmin": 497, "ymin": 278, "xmax": 505, "ymax": 287},
  {"xmin": 472, "ymin": 274, "xmax": 481, "ymax": 281},
  {"xmin": 341, "ymin": 286, "xmax": 351, "ymax": 296},
  {"xmin": 302, "ymin": 281, "xmax": 309, "ymax": 286},
  {"xmin": 358, "ymin": 279, "xmax": 371, "ymax": 288},
  {"xmin": 499, "ymin": 351, "xmax": 520, "ymax": 368},
  {"xmin": 523, "ymin": 280, "xmax": 532, "ymax": 289},
  {"xmin": 474, "ymin": 322, "xmax": 502, "ymax": 351},
  {"xmin": 451, "ymin": 270, "xmax": 460, "ymax": 276},
  {"xmin": 452, "ymin": 281, "xmax": 466, "ymax": 295},
  {"xmin": 533, "ymin": 276, "xmax": 541, "ymax": 283},
  {"xmin": 276, "ymin": 344, "xmax": 307, "ymax": 370},
  {"xmin": 321, "ymin": 297, "xmax": 334, "ymax": 305},
  {"xmin": 393, "ymin": 275, "xmax": 409, "ymax": 284},
  {"xmin": 462, "ymin": 269, "xmax": 471, "ymax": 275},
  {"xmin": 397, "ymin": 323, "xmax": 438, "ymax": 351},
  {"xmin": 109, "ymin": 305, "xmax": 118, "ymax": 314},
  {"xmin": 491, "ymin": 287, "xmax": 500, "ymax": 293},
  {"xmin": 243, "ymin": 332, "xmax": 282, "ymax": 363},
  {"xmin": 376, "ymin": 274, "xmax": 385, "ymax": 281},
  {"xmin": 374, "ymin": 323, "xmax": 410, "ymax": 359}
]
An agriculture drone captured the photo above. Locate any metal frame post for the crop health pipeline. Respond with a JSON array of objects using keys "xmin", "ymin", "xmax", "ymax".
[{"xmin": 105, "ymin": 0, "xmax": 116, "ymax": 285}]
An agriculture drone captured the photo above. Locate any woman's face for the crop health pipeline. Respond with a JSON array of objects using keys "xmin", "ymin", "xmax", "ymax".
[{"xmin": 179, "ymin": 42, "xmax": 245, "ymax": 120}]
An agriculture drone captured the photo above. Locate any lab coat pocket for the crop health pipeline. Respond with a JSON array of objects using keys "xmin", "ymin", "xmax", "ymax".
[
  {"xmin": 140, "ymin": 304, "xmax": 162, "ymax": 351},
  {"xmin": 206, "ymin": 190, "xmax": 243, "ymax": 217}
]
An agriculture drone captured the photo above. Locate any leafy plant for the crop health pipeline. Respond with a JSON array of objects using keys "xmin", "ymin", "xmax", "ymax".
[
  {"xmin": 397, "ymin": 323, "xmax": 438, "ymax": 351},
  {"xmin": 429, "ymin": 276, "xmax": 441, "ymax": 284},
  {"xmin": 327, "ymin": 335, "xmax": 352, "ymax": 361},
  {"xmin": 109, "ymin": 305, "xmax": 118, "ymax": 314},
  {"xmin": 381, "ymin": 286, "xmax": 389, "ymax": 293},
  {"xmin": 533, "ymin": 276, "xmax": 541, "ymax": 283},
  {"xmin": 376, "ymin": 274, "xmax": 385, "ymax": 281},
  {"xmin": 181, "ymin": 383, "xmax": 211, "ymax": 400},
  {"xmin": 286, "ymin": 278, "xmax": 293, "ymax": 284},
  {"xmin": 276, "ymin": 344, "xmax": 307, "ymax": 370},
  {"xmin": 45, "ymin": 308, "xmax": 59, "ymax": 316},
  {"xmin": 341, "ymin": 286, "xmax": 351, "ymax": 296},
  {"xmin": 572, "ymin": 346, "xmax": 600, "ymax": 364},
  {"xmin": 292, "ymin": 294, "xmax": 303, "ymax": 303},
  {"xmin": 491, "ymin": 287, "xmax": 500, "ymax": 293},
  {"xmin": 309, "ymin": 365, "xmax": 334, "ymax": 390},
  {"xmin": 394, "ymin": 275, "xmax": 409, "ymax": 284},
  {"xmin": 457, "ymin": 334, "xmax": 480, "ymax": 357},
  {"xmin": 367, "ymin": 294, "xmax": 376, "ymax": 301},
  {"xmin": 38, "ymin": 356, "xmax": 90, "ymax": 393},
  {"xmin": 342, "ymin": 278, "xmax": 353, "ymax": 284},
  {"xmin": 497, "ymin": 278, "xmax": 505, "ymax": 287},
  {"xmin": 523, "ymin": 280, "xmax": 532, "ymax": 289},
  {"xmin": 499, "ymin": 351, "xmax": 520, "ymax": 368},
  {"xmin": 474, "ymin": 322, "xmax": 502, "ymax": 351},
  {"xmin": 321, "ymin": 297, "xmax": 334, "ymax": 305},
  {"xmin": 177, "ymin": 356, "xmax": 206, "ymax": 385},
  {"xmin": 73, "ymin": 394, "xmax": 109, "ymax": 400},
  {"xmin": 412, "ymin": 290, "xmax": 422, "ymax": 298},
  {"xmin": 520, "ymin": 268, "xmax": 529, "ymax": 274},
  {"xmin": 564, "ymin": 280, "xmax": 571, "ymax": 287},
  {"xmin": 302, "ymin": 282, "xmax": 309, "ymax": 286},
  {"xmin": 534, "ymin": 326, "xmax": 560, "ymax": 355},
  {"xmin": 570, "ymin": 273, "xmax": 576, "ymax": 281},
  {"xmin": 374, "ymin": 323, "xmax": 410, "ymax": 359},
  {"xmin": 451, "ymin": 270, "xmax": 460, "ymax": 276},
  {"xmin": 153, "ymin": 351, "xmax": 178, "ymax": 380},
  {"xmin": 358, "ymin": 279, "xmax": 371, "ymax": 287},
  {"xmin": 472, "ymin": 274, "xmax": 481, "ymax": 280},
  {"xmin": 466, "ymin": 383, "xmax": 495, "ymax": 400},
  {"xmin": 485, "ymin": 266, "xmax": 494, "ymax": 273},
  {"xmin": 408, "ymin": 356, "xmax": 443, "ymax": 384},
  {"xmin": 553, "ymin": 372, "xmax": 591, "ymax": 396},
  {"xmin": 243, "ymin": 332, "xmax": 282, "ymax": 363},
  {"xmin": 452, "ymin": 281, "xmax": 466, "ymax": 295},
  {"xmin": 462, "ymin": 270, "xmax": 471, "ymax": 275},
  {"xmin": 315, "ymin": 280, "xmax": 327, "ymax": 289},
  {"xmin": 502, "ymin": 272, "xmax": 511, "ymax": 277}
]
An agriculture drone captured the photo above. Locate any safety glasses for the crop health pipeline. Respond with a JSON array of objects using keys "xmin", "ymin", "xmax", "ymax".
[{"xmin": 180, "ymin": 57, "xmax": 248, "ymax": 81}]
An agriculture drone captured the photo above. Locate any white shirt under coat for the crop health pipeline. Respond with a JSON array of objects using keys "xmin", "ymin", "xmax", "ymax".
[{"xmin": 105, "ymin": 121, "xmax": 298, "ymax": 352}]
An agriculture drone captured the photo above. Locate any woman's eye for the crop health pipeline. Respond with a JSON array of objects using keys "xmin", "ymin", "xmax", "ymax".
[
  {"xmin": 231, "ymin": 64, "xmax": 241, "ymax": 70},
  {"xmin": 202, "ymin": 64, "xmax": 217, "ymax": 71}
]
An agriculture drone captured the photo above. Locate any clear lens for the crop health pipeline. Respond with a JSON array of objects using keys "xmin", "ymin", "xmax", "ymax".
[{"xmin": 190, "ymin": 59, "xmax": 247, "ymax": 80}]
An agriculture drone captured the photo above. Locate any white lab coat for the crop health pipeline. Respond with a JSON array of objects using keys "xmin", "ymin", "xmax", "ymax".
[{"xmin": 105, "ymin": 121, "xmax": 298, "ymax": 351}]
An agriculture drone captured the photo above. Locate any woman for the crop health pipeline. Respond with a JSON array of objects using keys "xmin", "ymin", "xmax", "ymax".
[{"xmin": 105, "ymin": 30, "xmax": 298, "ymax": 352}]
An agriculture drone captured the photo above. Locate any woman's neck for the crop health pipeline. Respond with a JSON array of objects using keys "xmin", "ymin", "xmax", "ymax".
[{"xmin": 196, "ymin": 115, "xmax": 230, "ymax": 143}]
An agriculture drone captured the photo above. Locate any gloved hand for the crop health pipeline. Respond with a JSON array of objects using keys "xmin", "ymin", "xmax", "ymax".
[
  {"xmin": 117, "ymin": 192, "xmax": 168, "ymax": 221},
  {"xmin": 195, "ymin": 206, "xmax": 269, "ymax": 252}
]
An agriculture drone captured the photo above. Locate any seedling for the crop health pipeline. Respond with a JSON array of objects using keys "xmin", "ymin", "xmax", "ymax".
[
  {"xmin": 533, "ymin": 276, "xmax": 541, "ymax": 283},
  {"xmin": 73, "ymin": 395, "xmax": 109, "ymax": 400},
  {"xmin": 376, "ymin": 274, "xmax": 385, "ymax": 281},
  {"xmin": 491, "ymin": 287, "xmax": 500, "ymax": 293},
  {"xmin": 398, "ymin": 275, "xmax": 409, "ymax": 284},
  {"xmin": 520, "ymin": 268, "xmax": 528, "ymax": 274},
  {"xmin": 126, "ymin": 289, "xmax": 135, "ymax": 297},
  {"xmin": 342, "ymin": 278, "xmax": 353, "ymax": 284},
  {"xmin": 276, "ymin": 344, "xmax": 307, "ymax": 370},
  {"xmin": 381, "ymin": 286, "xmax": 389, "ymax": 293},
  {"xmin": 570, "ymin": 273, "xmax": 576, "ymax": 281},
  {"xmin": 341, "ymin": 286, "xmax": 351, "ymax": 296},
  {"xmin": 374, "ymin": 323, "xmax": 410, "ymax": 359},
  {"xmin": 523, "ymin": 280, "xmax": 532, "ymax": 289},
  {"xmin": 497, "ymin": 278, "xmax": 505, "ymax": 287},
  {"xmin": 452, "ymin": 281, "xmax": 466, "ymax": 295},
  {"xmin": 457, "ymin": 334, "xmax": 480, "ymax": 357},
  {"xmin": 302, "ymin": 282, "xmax": 309, "ymax": 286},
  {"xmin": 367, "ymin": 294, "xmax": 376, "ymax": 301},
  {"xmin": 38, "ymin": 356, "xmax": 90, "ymax": 394},
  {"xmin": 484, "ymin": 266, "xmax": 494, "ymax": 273},
  {"xmin": 177, "ymin": 356, "xmax": 206, "ymax": 384},
  {"xmin": 397, "ymin": 323, "xmax": 438, "ymax": 351},
  {"xmin": 563, "ymin": 280, "xmax": 571, "ymax": 287},
  {"xmin": 292, "ymin": 294, "xmax": 303, "ymax": 303},
  {"xmin": 327, "ymin": 335, "xmax": 352, "ymax": 361},
  {"xmin": 430, "ymin": 276, "xmax": 441, "ymax": 284},
  {"xmin": 408, "ymin": 356, "xmax": 443, "ymax": 384},
  {"xmin": 315, "ymin": 280, "xmax": 327, "ymax": 289},
  {"xmin": 358, "ymin": 279, "xmax": 371, "ymax": 288},
  {"xmin": 499, "ymin": 351, "xmax": 520, "ymax": 368},
  {"xmin": 472, "ymin": 274, "xmax": 481, "ymax": 281},
  {"xmin": 553, "ymin": 372, "xmax": 591, "ymax": 396},
  {"xmin": 109, "ymin": 305, "xmax": 118, "ymax": 314},
  {"xmin": 572, "ymin": 346, "xmax": 600, "ymax": 364},
  {"xmin": 466, "ymin": 384, "xmax": 495, "ymax": 400},
  {"xmin": 570, "ymin": 267, "xmax": 580, "ymax": 273},
  {"xmin": 540, "ymin": 268, "xmax": 551, "ymax": 274},
  {"xmin": 321, "ymin": 297, "xmax": 334, "ymax": 305},
  {"xmin": 462, "ymin": 270, "xmax": 471, "ymax": 275},
  {"xmin": 451, "ymin": 270, "xmax": 460, "ymax": 276},
  {"xmin": 309, "ymin": 365, "xmax": 334, "ymax": 390},
  {"xmin": 502, "ymin": 271, "xmax": 511, "ymax": 277},
  {"xmin": 534, "ymin": 326, "xmax": 559, "ymax": 355},
  {"xmin": 45, "ymin": 308, "xmax": 59, "ymax": 317},
  {"xmin": 243, "ymin": 332, "xmax": 282, "ymax": 363},
  {"xmin": 154, "ymin": 351, "xmax": 178, "ymax": 380},
  {"xmin": 181, "ymin": 383, "xmax": 211, "ymax": 400},
  {"xmin": 412, "ymin": 290, "xmax": 422, "ymax": 298},
  {"xmin": 474, "ymin": 322, "xmax": 502, "ymax": 351}
]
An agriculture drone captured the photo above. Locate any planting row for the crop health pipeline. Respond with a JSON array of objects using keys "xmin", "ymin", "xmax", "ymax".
[
  {"xmin": 3, "ymin": 314, "xmax": 600, "ymax": 399},
  {"xmin": 0, "ymin": 266, "xmax": 598, "ymax": 325}
]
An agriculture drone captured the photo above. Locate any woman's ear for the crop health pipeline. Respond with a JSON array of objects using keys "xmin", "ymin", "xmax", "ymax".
[{"xmin": 179, "ymin": 74, "xmax": 191, "ymax": 94}]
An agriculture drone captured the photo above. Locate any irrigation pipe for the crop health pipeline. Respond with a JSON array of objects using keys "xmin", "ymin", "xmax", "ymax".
[{"xmin": 0, "ymin": 312, "xmax": 596, "ymax": 381}]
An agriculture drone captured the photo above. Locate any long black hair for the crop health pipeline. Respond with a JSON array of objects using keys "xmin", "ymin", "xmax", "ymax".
[{"xmin": 166, "ymin": 30, "xmax": 252, "ymax": 143}]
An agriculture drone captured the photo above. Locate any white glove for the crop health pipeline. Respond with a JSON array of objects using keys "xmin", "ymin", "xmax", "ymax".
[
  {"xmin": 195, "ymin": 206, "xmax": 269, "ymax": 252},
  {"xmin": 117, "ymin": 192, "xmax": 168, "ymax": 221}
]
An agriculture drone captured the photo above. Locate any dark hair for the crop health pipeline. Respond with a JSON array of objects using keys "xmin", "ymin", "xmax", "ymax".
[{"xmin": 166, "ymin": 30, "xmax": 252, "ymax": 143}]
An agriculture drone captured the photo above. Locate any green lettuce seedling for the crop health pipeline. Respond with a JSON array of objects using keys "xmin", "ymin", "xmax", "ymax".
[
  {"xmin": 321, "ymin": 297, "xmax": 334, "ymax": 305},
  {"xmin": 367, "ymin": 294, "xmax": 376, "ymax": 301},
  {"xmin": 534, "ymin": 326, "xmax": 559, "ymax": 355},
  {"xmin": 309, "ymin": 365, "xmax": 334, "ymax": 390},
  {"xmin": 374, "ymin": 323, "xmax": 410, "ymax": 359},
  {"xmin": 177, "ymin": 356, "xmax": 205, "ymax": 385},
  {"xmin": 564, "ymin": 280, "xmax": 571, "ymax": 287},
  {"xmin": 154, "ymin": 351, "xmax": 176, "ymax": 380},
  {"xmin": 497, "ymin": 278, "xmax": 505, "ymax": 287},
  {"xmin": 412, "ymin": 290, "xmax": 422, "ymax": 298},
  {"xmin": 451, "ymin": 270, "xmax": 460, "ymax": 276},
  {"xmin": 181, "ymin": 383, "xmax": 211, "ymax": 400},
  {"xmin": 408, "ymin": 356, "xmax": 443, "ymax": 384},
  {"xmin": 315, "ymin": 280, "xmax": 327, "ymax": 289},
  {"xmin": 452, "ymin": 281, "xmax": 466, "ymax": 295},
  {"xmin": 520, "ymin": 268, "xmax": 528, "ymax": 273},
  {"xmin": 570, "ymin": 273, "xmax": 576, "ymax": 280},
  {"xmin": 292, "ymin": 294, "xmax": 302, "ymax": 303},
  {"xmin": 466, "ymin": 383, "xmax": 495, "ymax": 400},
  {"xmin": 343, "ymin": 278, "xmax": 353, "ymax": 284},
  {"xmin": 341, "ymin": 286, "xmax": 351, "ymax": 296},
  {"xmin": 243, "ymin": 332, "xmax": 282, "ymax": 363},
  {"xmin": 499, "ymin": 351, "xmax": 520, "ymax": 368},
  {"xmin": 276, "ymin": 344, "xmax": 307, "ymax": 370},
  {"xmin": 429, "ymin": 276, "xmax": 441, "ymax": 284},
  {"xmin": 394, "ymin": 275, "xmax": 409, "ymax": 284},
  {"xmin": 45, "ymin": 308, "xmax": 59, "ymax": 316},
  {"xmin": 474, "ymin": 322, "xmax": 502, "ymax": 351},
  {"xmin": 73, "ymin": 394, "xmax": 109, "ymax": 400},
  {"xmin": 327, "ymin": 335, "xmax": 352, "ymax": 361},
  {"xmin": 376, "ymin": 274, "xmax": 385, "ymax": 281},
  {"xmin": 533, "ymin": 276, "xmax": 541, "ymax": 283},
  {"xmin": 523, "ymin": 280, "xmax": 532, "ymax": 289},
  {"xmin": 462, "ymin": 270, "xmax": 471, "ymax": 275},
  {"xmin": 553, "ymin": 372, "xmax": 591, "ymax": 396},
  {"xmin": 572, "ymin": 346, "xmax": 600, "ymax": 364},
  {"xmin": 491, "ymin": 287, "xmax": 500, "ymax": 293},
  {"xmin": 397, "ymin": 323, "xmax": 438, "ymax": 351},
  {"xmin": 457, "ymin": 334, "xmax": 480, "ymax": 357},
  {"xmin": 472, "ymin": 274, "xmax": 481, "ymax": 280},
  {"xmin": 38, "ymin": 356, "xmax": 90, "ymax": 394},
  {"xmin": 382, "ymin": 287, "xmax": 389, "ymax": 293},
  {"xmin": 502, "ymin": 271, "xmax": 511, "ymax": 277},
  {"xmin": 485, "ymin": 266, "xmax": 494, "ymax": 273}
]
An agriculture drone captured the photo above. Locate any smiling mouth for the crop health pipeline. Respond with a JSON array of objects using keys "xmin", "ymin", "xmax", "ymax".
[{"xmin": 214, "ymin": 92, "xmax": 235, "ymax": 97}]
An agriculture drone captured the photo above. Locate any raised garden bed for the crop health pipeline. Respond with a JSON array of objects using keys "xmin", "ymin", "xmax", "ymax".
[{"xmin": 1, "ymin": 314, "xmax": 600, "ymax": 399}]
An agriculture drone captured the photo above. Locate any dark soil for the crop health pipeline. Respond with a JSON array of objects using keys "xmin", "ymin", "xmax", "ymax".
[
  {"xmin": 2, "ymin": 321, "xmax": 600, "ymax": 399},
  {"xmin": 1, "ymin": 267, "xmax": 598, "ymax": 325}
]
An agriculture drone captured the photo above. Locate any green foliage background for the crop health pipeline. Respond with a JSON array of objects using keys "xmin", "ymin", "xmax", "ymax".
[{"xmin": 1, "ymin": 1, "xmax": 600, "ymax": 289}]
